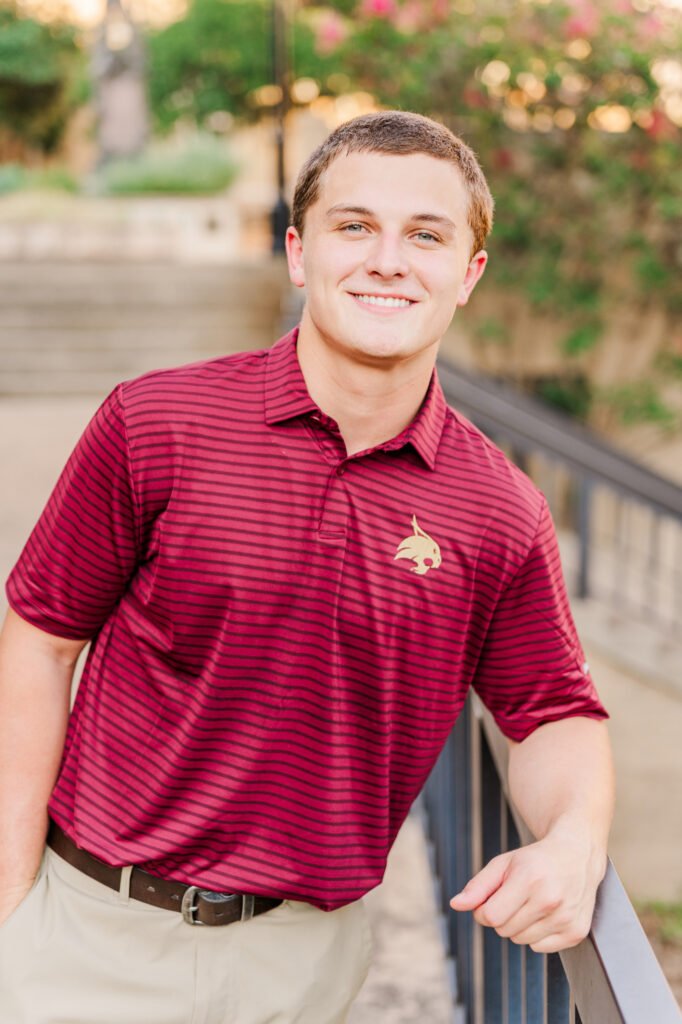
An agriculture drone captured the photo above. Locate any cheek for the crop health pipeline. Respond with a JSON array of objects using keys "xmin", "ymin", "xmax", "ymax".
[{"xmin": 304, "ymin": 248, "xmax": 338, "ymax": 285}]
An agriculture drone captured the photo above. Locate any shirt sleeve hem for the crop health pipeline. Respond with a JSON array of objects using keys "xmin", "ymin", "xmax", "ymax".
[
  {"xmin": 493, "ymin": 707, "xmax": 610, "ymax": 744},
  {"xmin": 5, "ymin": 583, "xmax": 95, "ymax": 643}
]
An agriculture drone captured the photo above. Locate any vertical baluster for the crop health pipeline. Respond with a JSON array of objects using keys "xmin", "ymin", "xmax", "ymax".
[
  {"xmin": 645, "ymin": 510, "xmax": 660, "ymax": 622},
  {"xmin": 577, "ymin": 478, "xmax": 592, "ymax": 600},
  {"xmin": 674, "ymin": 521, "xmax": 682, "ymax": 636},
  {"xmin": 525, "ymin": 947, "xmax": 544, "ymax": 1024},
  {"xmin": 545, "ymin": 458, "xmax": 557, "ymax": 525},
  {"xmin": 546, "ymin": 952, "xmax": 570, "ymax": 1023},
  {"xmin": 611, "ymin": 497, "xmax": 624, "ymax": 610},
  {"xmin": 470, "ymin": 704, "xmax": 484, "ymax": 1024},
  {"xmin": 505, "ymin": 807, "xmax": 523, "ymax": 1024},
  {"xmin": 481, "ymin": 734, "xmax": 503, "ymax": 1023},
  {"xmin": 454, "ymin": 703, "xmax": 474, "ymax": 1016}
]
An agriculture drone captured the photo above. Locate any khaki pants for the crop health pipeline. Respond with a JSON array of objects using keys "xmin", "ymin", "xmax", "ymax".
[{"xmin": 0, "ymin": 848, "xmax": 372, "ymax": 1024}]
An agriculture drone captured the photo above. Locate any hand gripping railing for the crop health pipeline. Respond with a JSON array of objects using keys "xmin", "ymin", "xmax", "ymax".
[{"xmin": 423, "ymin": 694, "xmax": 682, "ymax": 1024}]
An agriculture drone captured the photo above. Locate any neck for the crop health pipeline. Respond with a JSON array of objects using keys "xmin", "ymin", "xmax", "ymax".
[{"xmin": 295, "ymin": 316, "xmax": 437, "ymax": 456}]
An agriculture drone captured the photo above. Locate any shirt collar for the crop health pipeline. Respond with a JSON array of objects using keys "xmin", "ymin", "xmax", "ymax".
[
  {"xmin": 263, "ymin": 326, "xmax": 447, "ymax": 471},
  {"xmin": 398, "ymin": 370, "xmax": 447, "ymax": 471},
  {"xmin": 263, "ymin": 327, "xmax": 318, "ymax": 424}
]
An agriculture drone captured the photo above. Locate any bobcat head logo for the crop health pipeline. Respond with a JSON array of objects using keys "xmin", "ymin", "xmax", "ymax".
[{"xmin": 394, "ymin": 515, "xmax": 442, "ymax": 576}]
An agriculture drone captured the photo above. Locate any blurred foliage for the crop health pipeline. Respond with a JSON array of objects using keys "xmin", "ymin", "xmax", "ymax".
[
  {"xmin": 534, "ymin": 374, "xmax": 593, "ymax": 419},
  {"xmin": 295, "ymin": 0, "xmax": 682, "ymax": 426},
  {"xmin": 146, "ymin": 0, "xmax": 333, "ymax": 131},
  {"xmin": 0, "ymin": 159, "xmax": 24, "ymax": 192},
  {"xmin": 0, "ymin": 161, "xmax": 80, "ymax": 193},
  {"xmin": 90, "ymin": 132, "xmax": 238, "ymax": 194},
  {"xmin": 0, "ymin": 2, "xmax": 89, "ymax": 154},
  {"xmin": 1, "ymin": 0, "xmax": 680, "ymax": 428},
  {"xmin": 638, "ymin": 902, "xmax": 682, "ymax": 946},
  {"xmin": 301, "ymin": 0, "xmax": 682, "ymax": 331},
  {"xmin": 602, "ymin": 379, "xmax": 676, "ymax": 426}
]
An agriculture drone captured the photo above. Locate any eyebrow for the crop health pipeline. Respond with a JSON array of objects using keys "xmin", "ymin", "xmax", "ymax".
[{"xmin": 325, "ymin": 204, "xmax": 457, "ymax": 233}]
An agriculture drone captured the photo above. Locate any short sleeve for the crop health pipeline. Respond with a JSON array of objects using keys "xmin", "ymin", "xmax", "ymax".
[
  {"xmin": 472, "ymin": 497, "xmax": 608, "ymax": 741},
  {"xmin": 6, "ymin": 386, "xmax": 140, "ymax": 640}
]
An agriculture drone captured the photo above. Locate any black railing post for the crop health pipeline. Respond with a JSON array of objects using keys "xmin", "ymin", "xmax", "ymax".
[
  {"xmin": 577, "ymin": 476, "xmax": 592, "ymax": 599},
  {"xmin": 506, "ymin": 806, "xmax": 523, "ymax": 1024},
  {"xmin": 453, "ymin": 704, "xmax": 475, "ymax": 1015},
  {"xmin": 547, "ymin": 950, "xmax": 571, "ymax": 1022},
  {"xmin": 270, "ymin": 0, "xmax": 290, "ymax": 254},
  {"xmin": 480, "ymin": 732, "xmax": 503, "ymax": 1023}
]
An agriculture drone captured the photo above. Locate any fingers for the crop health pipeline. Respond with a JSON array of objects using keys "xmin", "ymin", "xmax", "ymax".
[
  {"xmin": 450, "ymin": 841, "xmax": 597, "ymax": 953},
  {"xmin": 449, "ymin": 852, "xmax": 512, "ymax": 911}
]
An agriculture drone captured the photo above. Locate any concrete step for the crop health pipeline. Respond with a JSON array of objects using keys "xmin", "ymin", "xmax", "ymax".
[
  {"xmin": 0, "ymin": 260, "xmax": 293, "ymax": 396},
  {"xmin": 0, "ymin": 309, "xmax": 276, "ymax": 332},
  {"xmin": 0, "ymin": 261, "xmax": 290, "ymax": 307},
  {"xmin": 0, "ymin": 325, "xmax": 277, "ymax": 354},
  {"xmin": 1, "ymin": 338, "xmax": 267, "ymax": 372}
]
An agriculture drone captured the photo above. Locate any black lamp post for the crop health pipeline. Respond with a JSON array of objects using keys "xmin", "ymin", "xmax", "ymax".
[{"xmin": 270, "ymin": 0, "xmax": 290, "ymax": 254}]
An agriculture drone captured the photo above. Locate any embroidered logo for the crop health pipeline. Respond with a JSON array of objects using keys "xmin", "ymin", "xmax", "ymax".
[{"xmin": 394, "ymin": 515, "xmax": 442, "ymax": 576}]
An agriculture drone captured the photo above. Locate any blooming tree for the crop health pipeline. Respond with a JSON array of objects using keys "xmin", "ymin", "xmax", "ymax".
[{"xmin": 299, "ymin": 0, "xmax": 681, "ymax": 422}]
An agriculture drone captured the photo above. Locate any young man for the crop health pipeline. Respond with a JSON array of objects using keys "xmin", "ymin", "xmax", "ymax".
[{"xmin": 0, "ymin": 111, "xmax": 613, "ymax": 1023}]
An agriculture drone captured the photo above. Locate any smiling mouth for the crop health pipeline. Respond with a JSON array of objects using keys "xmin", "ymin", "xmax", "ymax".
[{"xmin": 351, "ymin": 293, "xmax": 416, "ymax": 309}]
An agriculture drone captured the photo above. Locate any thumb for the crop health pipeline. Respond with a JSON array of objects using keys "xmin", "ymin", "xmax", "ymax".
[{"xmin": 450, "ymin": 853, "xmax": 511, "ymax": 911}]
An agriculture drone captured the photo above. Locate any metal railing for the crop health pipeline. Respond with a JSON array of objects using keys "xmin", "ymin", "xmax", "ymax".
[
  {"xmin": 424, "ymin": 359, "xmax": 682, "ymax": 1022},
  {"xmin": 423, "ymin": 695, "xmax": 682, "ymax": 1024}
]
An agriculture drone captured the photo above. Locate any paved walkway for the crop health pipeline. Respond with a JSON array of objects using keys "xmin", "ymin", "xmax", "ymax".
[{"xmin": 1, "ymin": 396, "xmax": 681, "ymax": 1019}]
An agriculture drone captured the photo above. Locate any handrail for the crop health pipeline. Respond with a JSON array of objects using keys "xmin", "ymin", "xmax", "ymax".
[
  {"xmin": 478, "ymin": 699, "xmax": 682, "ymax": 1023},
  {"xmin": 436, "ymin": 358, "xmax": 682, "ymax": 520}
]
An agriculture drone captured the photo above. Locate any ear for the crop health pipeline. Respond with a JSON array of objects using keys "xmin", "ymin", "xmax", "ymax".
[
  {"xmin": 456, "ymin": 250, "xmax": 488, "ymax": 307},
  {"xmin": 285, "ymin": 226, "xmax": 305, "ymax": 289}
]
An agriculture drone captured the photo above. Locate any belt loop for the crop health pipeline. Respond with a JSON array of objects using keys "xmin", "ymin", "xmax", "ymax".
[
  {"xmin": 241, "ymin": 894, "xmax": 255, "ymax": 922},
  {"xmin": 118, "ymin": 865, "xmax": 133, "ymax": 905}
]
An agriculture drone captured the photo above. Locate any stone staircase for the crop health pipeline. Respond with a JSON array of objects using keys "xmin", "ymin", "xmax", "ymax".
[{"xmin": 0, "ymin": 260, "xmax": 293, "ymax": 396}]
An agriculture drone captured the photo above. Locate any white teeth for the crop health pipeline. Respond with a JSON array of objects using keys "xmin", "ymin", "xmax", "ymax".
[{"xmin": 354, "ymin": 294, "xmax": 412, "ymax": 308}]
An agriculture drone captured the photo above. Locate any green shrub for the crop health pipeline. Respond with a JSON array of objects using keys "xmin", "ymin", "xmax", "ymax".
[
  {"xmin": 92, "ymin": 134, "xmax": 238, "ymax": 196},
  {"xmin": 147, "ymin": 0, "xmax": 334, "ymax": 133},
  {"xmin": 0, "ymin": 162, "xmax": 26, "ymax": 194},
  {"xmin": 0, "ymin": 4, "xmax": 87, "ymax": 154}
]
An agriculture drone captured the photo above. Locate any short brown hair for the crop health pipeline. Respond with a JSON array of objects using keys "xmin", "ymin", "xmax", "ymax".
[{"xmin": 291, "ymin": 110, "xmax": 493, "ymax": 258}]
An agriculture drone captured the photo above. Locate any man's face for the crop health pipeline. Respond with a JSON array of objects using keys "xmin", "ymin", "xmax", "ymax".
[{"xmin": 286, "ymin": 150, "xmax": 487, "ymax": 369}]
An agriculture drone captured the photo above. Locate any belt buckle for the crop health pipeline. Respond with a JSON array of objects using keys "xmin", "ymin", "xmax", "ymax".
[{"xmin": 181, "ymin": 886, "xmax": 253, "ymax": 926}]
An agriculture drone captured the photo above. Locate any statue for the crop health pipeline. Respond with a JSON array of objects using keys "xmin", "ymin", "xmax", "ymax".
[{"xmin": 92, "ymin": 0, "xmax": 148, "ymax": 165}]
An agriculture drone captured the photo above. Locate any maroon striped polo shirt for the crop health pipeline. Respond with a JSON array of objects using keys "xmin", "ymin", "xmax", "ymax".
[{"xmin": 7, "ymin": 328, "xmax": 606, "ymax": 910}]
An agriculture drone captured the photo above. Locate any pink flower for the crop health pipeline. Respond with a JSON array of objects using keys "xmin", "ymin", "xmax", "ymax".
[
  {"xmin": 644, "ymin": 109, "xmax": 678, "ymax": 141},
  {"xmin": 395, "ymin": 0, "xmax": 423, "ymax": 33},
  {"xmin": 492, "ymin": 148, "xmax": 514, "ymax": 170},
  {"xmin": 637, "ymin": 14, "xmax": 663, "ymax": 40},
  {"xmin": 431, "ymin": 0, "xmax": 450, "ymax": 22},
  {"xmin": 314, "ymin": 11, "xmax": 349, "ymax": 53},
  {"xmin": 463, "ymin": 86, "xmax": 488, "ymax": 110},
  {"xmin": 360, "ymin": 0, "xmax": 398, "ymax": 18},
  {"xmin": 562, "ymin": 0, "xmax": 600, "ymax": 38}
]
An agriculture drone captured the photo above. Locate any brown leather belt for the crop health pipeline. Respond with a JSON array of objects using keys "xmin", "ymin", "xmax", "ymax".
[{"xmin": 47, "ymin": 821, "xmax": 283, "ymax": 926}]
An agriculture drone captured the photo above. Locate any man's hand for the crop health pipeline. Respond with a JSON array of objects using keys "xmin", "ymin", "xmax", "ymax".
[
  {"xmin": 450, "ymin": 825, "xmax": 607, "ymax": 953},
  {"xmin": 450, "ymin": 716, "xmax": 614, "ymax": 953}
]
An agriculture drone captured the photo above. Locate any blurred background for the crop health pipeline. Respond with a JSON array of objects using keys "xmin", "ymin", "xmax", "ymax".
[
  {"xmin": 1, "ymin": 0, "xmax": 681, "ymax": 1015},
  {"xmin": 1, "ymin": 0, "xmax": 681, "ymax": 449}
]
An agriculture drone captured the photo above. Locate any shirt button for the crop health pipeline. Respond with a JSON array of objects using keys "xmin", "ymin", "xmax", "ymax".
[{"xmin": 337, "ymin": 465, "xmax": 346, "ymax": 476}]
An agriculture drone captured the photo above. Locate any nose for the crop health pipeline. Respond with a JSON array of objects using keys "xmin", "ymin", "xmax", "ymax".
[{"xmin": 364, "ymin": 231, "xmax": 409, "ymax": 279}]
